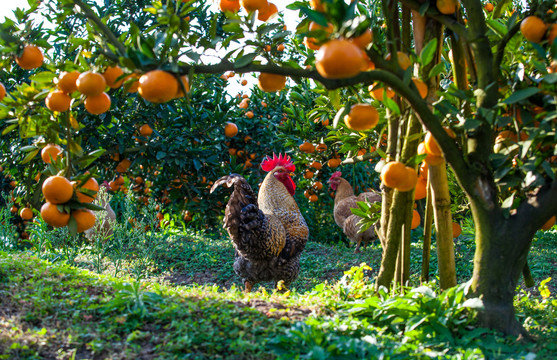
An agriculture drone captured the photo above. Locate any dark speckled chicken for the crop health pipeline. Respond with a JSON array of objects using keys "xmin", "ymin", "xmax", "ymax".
[
  {"xmin": 210, "ymin": 153, "xmax": 309, "ymax": 292},
  {"xmin": 328, "ymin": 171, "xmax": 381, "ymax": 253}
]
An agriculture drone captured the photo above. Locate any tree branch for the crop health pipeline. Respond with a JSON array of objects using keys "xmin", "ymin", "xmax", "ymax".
[
  {"xmin": 493, "ymin": 21, "xmax": 521, "ymax": 78},
  {"xmin": 73, "ymin": 0, "xmax": 127, "ymax": 57}
]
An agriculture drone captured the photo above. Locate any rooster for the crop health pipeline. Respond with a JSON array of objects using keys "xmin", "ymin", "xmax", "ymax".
[
  {"xmin": 328, "ymin": 171, "xmax": 381, "ymax": 253},
  {"xmin": 210, "ymin": 153, "xmax": 309, "ymax": 292}
]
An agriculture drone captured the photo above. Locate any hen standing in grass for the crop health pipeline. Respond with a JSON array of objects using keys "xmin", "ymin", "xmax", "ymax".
[
  {"xmin": 328, "ymin": 171, "xmax": 382, "ymax": 253},
  {"xmin": 210, "ymin": 153, "xmax": 309, "ymax": 292}
]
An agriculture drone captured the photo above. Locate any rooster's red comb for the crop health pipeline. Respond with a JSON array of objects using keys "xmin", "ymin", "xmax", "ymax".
[
  {"xmin": 261, "ymin": 153, "xmax": 295, "ymax": 172},
  {"xmin": 328, "ymin": 171, "xmax": 342, "ymax": 182}
]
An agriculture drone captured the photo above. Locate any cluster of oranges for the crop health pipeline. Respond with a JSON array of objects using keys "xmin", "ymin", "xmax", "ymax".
[
  {"xmin": 36, "ymin": 143, "xmax": 99, "ymax": 232},
  {"xmin": 219, "ymin": 0, "xmax": 278, "ymax": 22},
  {"xmin": 40, "ymin": 174, "xmax": 98, "ymax": 233}
]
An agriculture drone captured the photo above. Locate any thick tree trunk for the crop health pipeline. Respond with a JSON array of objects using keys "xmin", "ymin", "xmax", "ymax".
[{"xmin": 468, "ymin": 204, "xmax": 534, "ymax": 336}]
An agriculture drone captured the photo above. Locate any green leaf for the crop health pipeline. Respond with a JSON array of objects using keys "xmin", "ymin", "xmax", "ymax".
[
  {"xmin": 419, "ymin": 38, "xmax": 437, "ymax": 67},
  {"xmin": 428, "ymin": 63, "xmax": 445, "ymax": 80},
  {"xmin": 299, "ymin": 7, "xmax": 328, "ymax": 27},
  {"xmin": 80, "ymin": 203, "xmax": 107, "ymax": 211},
  {"xmin": 383, "ymin": 96, "xmax": 400, "ymax": 115},
  {"xmin": 502, "ymin": 87, "xmax": 540, "ymax": 105},
  {"xmin": 486, "ymin": 19, "xmax": 507, "ymax": 37},
  {"xmin": 1, "ymin": 124, "xmax": 17, "ymax": 135},
  {"xmin": 501, "ymin": 193, "xmax": 514, "ymax": 210},
  {"xmin": 234, "ymin": 53, "xmax": 257, "ymax": 68},
  {"xmin": 21, "ymin": 149, "xmax": 39, "ymax": 164}
]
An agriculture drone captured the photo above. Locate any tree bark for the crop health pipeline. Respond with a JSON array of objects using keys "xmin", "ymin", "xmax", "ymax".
[{"xmin": 429, "ymin": 163, "xmax": 457, "ymax": 289}]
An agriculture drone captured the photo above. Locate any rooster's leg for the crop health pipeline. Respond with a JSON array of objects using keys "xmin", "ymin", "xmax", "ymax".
[
  {"xmin": 354, "ymin": 240, "xmax": 362, "ymax": 254},
  {"xmin": 244, "ymin": 280, "xmax": 253, "ymax": 293}
]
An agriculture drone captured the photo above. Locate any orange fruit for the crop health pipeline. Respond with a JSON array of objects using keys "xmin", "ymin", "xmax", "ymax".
[
  {"xmin": 316, "ymin": 39, "xmax": 367, "ymax": 79},
  {"xmin": 240, "ymin": 0, "xmax": 268, "ymax": 12},
  {"xmin": 412, "ymin": 78, "xmax": 428, "ymax": 99},
  {"xmin": 76, "ymin": 71, "xmax": 106, "ymax": 96},
  {"xmin": 418, "ymin": 142, "xmax": 445, "ymax": 166},
  {"xmin": 541, "ymin": 216, "xmax": 556, "ymax": 231},
  {"xmin": 351, "ymin": 29, "xmax": 373, "ymax": 49},
  {"xmin": 310, "ymin": 161, "xmax": 322, "ymax": 170},
  {"xmin": 72, "ymin": 209, "xmax": 96, "ymax": 233},
  {"xmin": 369, "ymin": 84, "xmax": 395, "ymax": 101},
  {"xmin": 424, "ymin": 131, "xmax": 442, "ymax": 156},
  {"xmin": 547, "ymin": 24, "xmax": 557, "ymax": 45},
  {"xmin": 436, "ymin": 0, "xmax": 459, "ymax": 15},
  {"xmin": 344, "ymin": 104, "xmax": 379, "ymax": 131},
  {"xmin": 42, "ymin": 176, "xmax": 74, "ymax": 204},
  {"xmin": 0, "ymin": 82, "xmax": 5, "ymax": 102},
  {"xmin": 310, "ymin": 0, "xmax": 324, "ymax": 11},
  {"xmin": 258, "ymin": 73, "xmax": 286, "ymax": 92},
  {"xmin": 124, "ymin": 73, "xmax": 140, "ymax": 93},
  {"xmin": 19, "ymin": 207, "xmax": 33, "ymax": 220},
  {"xmin": 452, "ymin": 221, "xmax": 462, "ymax": 237},
  {"xmin": 239, "ymin": 99, "xmax": 249, "ymax": 109},
  {"xmin": 396, "ymin": 166, "xmax": 418, "ymax": 192},
  {"xmin": 84, "ymin": 92, "xmax": 111, "ymax": 114},
  {"xmin": 241, "ymin": 79, "xmax": 248, "ymax": 86},
  {"xmin": 258, "ymin": 2, "xmax": 278, "ymax": 21},
  {"xmin": 138, "ymin": 70, "xmax": 178, "ymax": 103},
  {"xmin": 304, "ymin": 170, "xmax": 314, "ymax": 179},
  {"xmin": 175, "ymin": 75, "xmax": 190, "ymax": 98},
  {"xmin": 140, "ymin": 124, "xmax": 153, "ymax": 137},
  {"xmin": 103, "ymin": 65, "xmax": 124, "ymax": 88},
  {"xmin": 246, "ymin": 110, "xmax": 254, "ymax": 119},
  {"xmin": 74, "ymin": 177, "xmax": 99, "ymax": 203},
  {"xmin": 304, "ymin": 22, "xmax": 334, "ymax": 50},
  {"xmin": 327, "ymin": 158, "xmax": 341, "ymax": 168},
  {"xmin": 41, "ymin": 144, "xmax": 63, "ymax": 164},
  {"xmin": 414, "ymin": 176, "xmax": 427, "ymax": 200},
  {"xmin": 225, "ymin": 122, "xmax": 238, "ymax": 137},
  {"xmin": 45, "ymin": 90, "xmax": 71, "ymax": 112},
  {"xmin": 380, "ymin": 161, "xmax": 407, "ymax": 189},
  {"xmin": 520, "ymin": 16, "xmax": 547, "ymax": 43},
  {"xmin": 40, "ymin": 202, "xmax": 70, "ymax": 228},
  {"xmin": 484, "ymin": 3, "xmax": 494, "ymax": 12},
  {"xmin": 309, "ymin": 194, "xmax": 318, "ymax": 202},
  {"xmin": 108, "ymin": 180, "xmax": 119, "ymax": 191},
  {"xmin": 411, "ymin": 209, "xmax": 421, "ymax": 229},
  {"xmin": 299, "ymin": 142, "xmax": 315, "ymax": 153},
  {"xmin": 57, "ymin": 71, "xmax": 80, "ymax": 93},
  {"xmin": 385, "ymin": 51, "xmax": 412, "ymax": 70},
  {"xmin": 316, "ymin": 143, "xmax": 327, "ymax": 152},
  {"xmin": 15, "ymin": 45, "xmax": 44, "ymax": 70},
  {"xmin": 219, "ymin": 0, "xmax": 241, "ymax": 12},
  {"xmin": 313, "ymin": 181, "xmax": 323, "ymax": 190},
  {"xmin": 116, "ymin": 159, "xmax": 131, "ymax": 173}
]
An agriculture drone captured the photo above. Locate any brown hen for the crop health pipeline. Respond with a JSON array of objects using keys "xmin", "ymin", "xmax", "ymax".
[
  {"xmin": 210, "ymin": 153, "xmax": 309, "ymax": 292},
  {"xmin": 328, "ymin": 171, "xmax": 381, "ymax": 253}
]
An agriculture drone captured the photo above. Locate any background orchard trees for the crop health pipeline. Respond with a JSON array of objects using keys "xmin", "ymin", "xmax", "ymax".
[{"xmin": 1, "ymin": 0, "xmax": 556, "ymax": 338}]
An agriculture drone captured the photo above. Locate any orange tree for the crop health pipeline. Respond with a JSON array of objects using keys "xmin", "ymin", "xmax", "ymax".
[{"xmin": 1, "ymin": 0, "xmax": 557, "ymax": 337}]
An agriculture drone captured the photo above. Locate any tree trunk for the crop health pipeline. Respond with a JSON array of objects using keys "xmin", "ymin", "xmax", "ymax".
[
  {"xmin": 429, "ymin": 163, "xmax": 456, "ymax": 289},
  {"xmin": 468, "ymin": 208, "xmax": 532, "ymax": 336}
]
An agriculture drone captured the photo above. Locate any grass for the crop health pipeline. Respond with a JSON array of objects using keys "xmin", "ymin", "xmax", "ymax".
[{"xmin": 1, "ymin": 195, "xmax": 556, "ymax": 359}]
